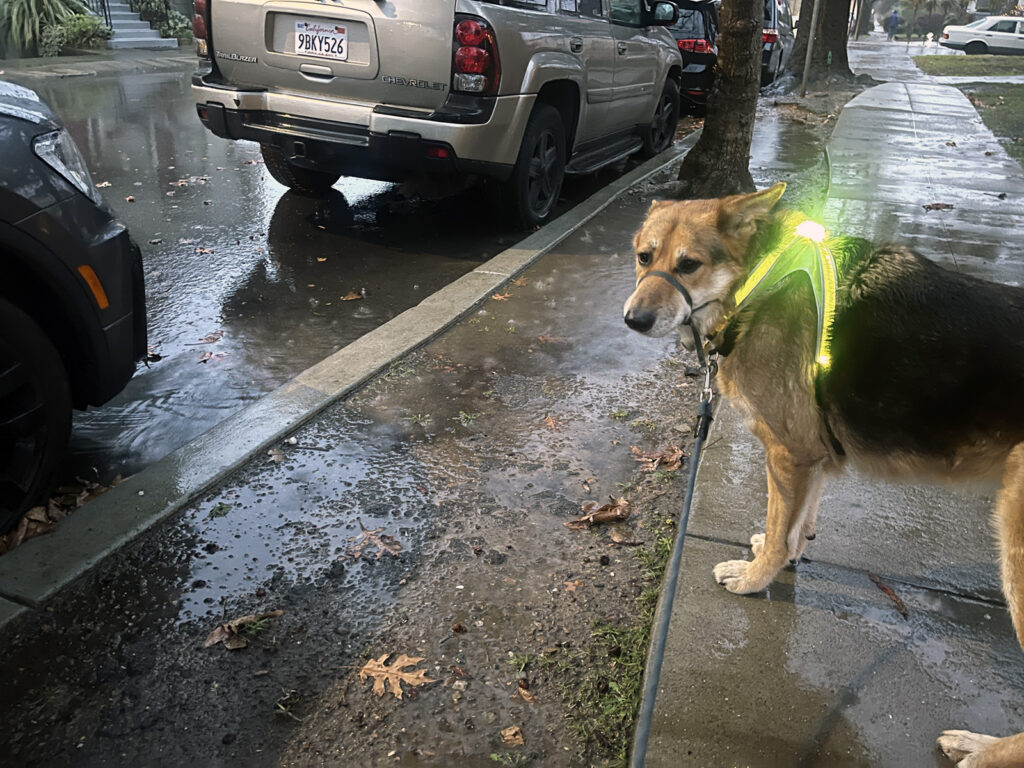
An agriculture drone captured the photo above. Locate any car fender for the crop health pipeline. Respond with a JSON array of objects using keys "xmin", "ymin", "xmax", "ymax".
[
  {"xmin": 519, "ymin": 51, "xmax": 586, "ymax": 98},
  {"xmin": 0, "ymin": 219, "xmax": 113, "ymax": 407}
]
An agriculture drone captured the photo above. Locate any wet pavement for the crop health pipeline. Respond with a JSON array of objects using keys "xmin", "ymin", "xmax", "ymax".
[
  {"xmin": 2, "ymin": 35, "xmax": 1021, "ymax": 768},
  {"xmin": 8, "ymin": 67, "xmax": 625, "ymax": 484},
  {"xmin": 0, "ymin": 57, "xmax": 831, "ymax": 768},
  {"xmin": 645, "ymin": 37, "xmax": 1024, "ymax": 768}
]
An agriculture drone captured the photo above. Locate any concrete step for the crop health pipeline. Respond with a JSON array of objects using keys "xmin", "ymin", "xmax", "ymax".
[
  {"xmin": 107, "ymin": 36, "xmax": 178, "ymax": 49},
  {"xmin": 107, "ymin": 2, "xmax": 132, "ymax": 8},
  {"xmin": 110, "ymin": 19, "xmax": 151, "ymax": 30},
  {"xmin": 109, "ymin": 10, "xmax": 143, "ymax": 19},
  {"xmin": 112, "ymin": 27, "xmax": 161, "ymax": 39}
]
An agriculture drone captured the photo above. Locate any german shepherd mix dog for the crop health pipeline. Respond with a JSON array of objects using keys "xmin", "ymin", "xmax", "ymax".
[{"xmin": 623, "ymin": 183, "xmax": 1024, "ymax": 767}]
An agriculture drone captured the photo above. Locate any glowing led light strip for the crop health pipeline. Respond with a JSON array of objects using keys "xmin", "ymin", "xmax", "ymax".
[{"xmin": 731, "ymin": 219, "xmax": 839, "ymax": 371}]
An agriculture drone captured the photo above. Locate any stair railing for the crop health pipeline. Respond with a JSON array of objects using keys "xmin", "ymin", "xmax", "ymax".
[{"xmin": 84, "ymin": 0, "xmax": 112, "ymax": 28}]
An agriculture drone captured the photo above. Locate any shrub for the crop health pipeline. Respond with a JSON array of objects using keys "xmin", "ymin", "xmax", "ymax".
[
  {"xmin": 64, "ymin": 13, "xmax": 112, "ymax": 48},
  {"xmin": 39, "ymin": 23, "xmax": 68, "ymax": 57},
  {"xmin": 159, "ymin": 9, "xmax": 192, "ymax": 40},
  {"xmin": 129, "ymin": 0, "xmax": 170, "ymax": 25},
  {"xmin": 0, "ymin": 0, "xmax": 88, "ymax": 55}
]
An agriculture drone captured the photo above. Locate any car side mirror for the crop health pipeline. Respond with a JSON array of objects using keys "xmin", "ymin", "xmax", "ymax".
[{"xmin": 649, "ymin": 1, "xmax": 679, "ymax": 26}]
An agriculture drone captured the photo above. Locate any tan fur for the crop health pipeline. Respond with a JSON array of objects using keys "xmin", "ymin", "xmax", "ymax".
[{"xmin": 623, "ymin": 185, "xmax": 1024, "ymax": 767}]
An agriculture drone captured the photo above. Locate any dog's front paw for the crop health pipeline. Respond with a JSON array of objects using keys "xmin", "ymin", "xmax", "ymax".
[
  {"xmin": 937, "ymin": 730, "xmax": 998, "ymax": 765},
  {"xmin": 712, "ymin": 559, "xmax": 773, "ymax": 595}
]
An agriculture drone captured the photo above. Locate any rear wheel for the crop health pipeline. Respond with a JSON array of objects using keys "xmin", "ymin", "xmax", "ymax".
[
  {"xmin": 641, "ymin": 79, "xmax": 680, "ymax": 158},
  {"xmin": 964, "ymin": 41, "xmax": 987, "ymax": 55},
  {"xmin": 0, "ymin": 299, "xmax": 71, "ymax": 533},
  {"xmin": 501, "ymin": 103, "xmax": 566, "ymax": 229},
  {"xmin": 260, "ymin": 144, "xmax": 341, "ymax": 196}
]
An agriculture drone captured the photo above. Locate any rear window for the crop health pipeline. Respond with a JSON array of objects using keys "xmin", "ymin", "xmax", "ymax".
[{"xmin": 672, "ymin": 10, "xmax": 707, "ymax": 37}]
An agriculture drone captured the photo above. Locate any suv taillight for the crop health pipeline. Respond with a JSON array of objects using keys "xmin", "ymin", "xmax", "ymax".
[
  {"xmin": 194, "ymin": 0, "xmax": 211, "ymax": 58},
  {"xmin": 763, "ymin": 28, "xmax": 779, "ymax": 44},
  {"xmin": 452, "ymin": 16, "xmax": 500, "ymax": 95},
  {"xmin": 677, "ymin": 38, "xmax": 713, "ymax": 54}
]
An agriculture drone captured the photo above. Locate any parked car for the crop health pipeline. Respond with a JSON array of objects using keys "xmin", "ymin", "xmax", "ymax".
[
  {"xmin": 668, "ymin": 0, "xmax": 719, "ymax": 112},
  {"xmin": 940, "ymin": 16, "xmax": 1024, "ymax": 55},
  {"xmin": 0, "ymin": 81, "xmax": 147, "ymax": 533},
  {"xmin": 762, "ymin": 0, "xmax": 795, "ymax": 85},
  {"xmin": 191, "ymin": 0, "xmax": 683, "ymax": 227}
]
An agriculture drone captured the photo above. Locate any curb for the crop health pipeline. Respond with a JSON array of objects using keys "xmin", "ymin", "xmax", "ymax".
[{"xmin": 0, "ymin": 135, "xmax": 699, "ymax": 631}]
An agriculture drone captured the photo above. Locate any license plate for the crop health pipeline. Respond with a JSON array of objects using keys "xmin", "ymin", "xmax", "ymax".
[{"xmin": 295, "ymin": 20, "xmax": 348, "ymax": 61}]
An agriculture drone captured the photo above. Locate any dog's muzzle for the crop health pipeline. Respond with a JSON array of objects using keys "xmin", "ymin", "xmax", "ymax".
[{"xmin": 625, "ymin": 271, "xmax": 717, "ymax": 335}]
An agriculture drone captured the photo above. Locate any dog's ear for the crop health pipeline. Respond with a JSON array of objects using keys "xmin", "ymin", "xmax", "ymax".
[{"xmin": 717, "ymin": 183, "xmax": 786, "ymax": 240}]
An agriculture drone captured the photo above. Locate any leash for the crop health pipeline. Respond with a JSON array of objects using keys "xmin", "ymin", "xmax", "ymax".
[{"xmin": 630, "ymin": 319, "xmax": 717, "ymax": 768}]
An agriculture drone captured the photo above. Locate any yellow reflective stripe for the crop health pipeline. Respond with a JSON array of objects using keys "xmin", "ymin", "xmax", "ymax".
[
  {"xmin": 733, "ymin": 234, "xmax": 796, "ymax": 305},
  {"xmin": 815, "ymin": 242, "xmax": 838, "ymax": 368}
]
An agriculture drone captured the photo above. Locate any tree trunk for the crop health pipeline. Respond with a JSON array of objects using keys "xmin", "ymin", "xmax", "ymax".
[
  {"xmin": 672, "ymin": 0, "xmax": 761, "ymax": 198},
  {"xmin": 786, "ymin": 0, "xmax": 855, "ymax": 83}
]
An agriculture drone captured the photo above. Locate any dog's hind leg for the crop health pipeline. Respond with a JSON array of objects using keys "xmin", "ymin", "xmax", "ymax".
[
  {"xmin": 937, "ymin": 443, "xmax": 1024, "ymax": 768},
  {"xmin": 715, "ymin": 440, "xmax": 819, "ymax": 594}
]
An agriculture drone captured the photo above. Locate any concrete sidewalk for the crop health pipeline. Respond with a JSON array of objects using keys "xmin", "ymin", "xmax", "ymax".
[{"xmin": 644, "ymin": 42, "xmax": 1024, "ymax": 767}]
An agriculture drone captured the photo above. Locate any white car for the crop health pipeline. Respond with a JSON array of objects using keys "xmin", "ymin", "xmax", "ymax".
[{"xmin": 940, "ymin": 15, "xmax": 1024, "ymax": 55}]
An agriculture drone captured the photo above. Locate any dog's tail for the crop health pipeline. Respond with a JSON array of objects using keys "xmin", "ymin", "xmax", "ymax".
[{"xmin": 997, "ymin": 443, "xmax": 1024, "ymax": 653}]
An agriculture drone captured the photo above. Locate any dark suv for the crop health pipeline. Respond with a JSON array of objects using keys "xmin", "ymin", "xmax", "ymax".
[
  {"xmin": 762, "ymin": 0, "xmax": 795, "ymax": 85},
  {"xmin": 0, "ymin": 81, "xmax": 147, "ymax": 532},
  {"xmin": 668, "ymin": 0, "xmax": 720, "ymax": 112}
]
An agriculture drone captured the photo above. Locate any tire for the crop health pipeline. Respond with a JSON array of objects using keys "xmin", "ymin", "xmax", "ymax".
[
  {"xmin": 260, "ymin": 144, "xmax": 341, "ymax": 196},
  {"xmin": 641, "ymin": 78, "xmax": 680, "ymax": 158},
  {"xmin": 964, "ymin": 41, "xmax": 987, "ymax": 55},
  {"xmin": 501, "ymin": 103, "xmax": 566, "ymax": 228},
  {"xmin": 0, "ymin": 299, "xmax": 71, "ymax": 533}
]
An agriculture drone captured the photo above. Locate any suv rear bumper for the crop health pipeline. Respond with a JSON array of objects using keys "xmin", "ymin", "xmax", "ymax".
[{"xmin": 191, "ymin": 74, "xmax": 536, "ymax": 182}]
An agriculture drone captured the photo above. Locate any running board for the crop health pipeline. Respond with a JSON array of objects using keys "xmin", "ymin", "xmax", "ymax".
[{"xmin": 565, "ymin": 135, "xmax": 643, "ymax": 175}]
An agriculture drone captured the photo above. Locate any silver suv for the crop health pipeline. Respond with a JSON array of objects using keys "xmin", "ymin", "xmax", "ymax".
[{"xmin": 190, "ymin": 0, "xmax": 683, "ymax": 226}]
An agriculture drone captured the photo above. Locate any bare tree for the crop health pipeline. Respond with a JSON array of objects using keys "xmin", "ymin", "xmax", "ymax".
[{"xmin": 671, "ymin": 0, "xmax": 762, "ymax": 197}]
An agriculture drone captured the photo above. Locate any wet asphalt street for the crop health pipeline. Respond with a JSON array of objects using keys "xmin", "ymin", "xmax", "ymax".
[{"xmin": 24, "ymin": 67, "xmax": 622, "ymax": 483}]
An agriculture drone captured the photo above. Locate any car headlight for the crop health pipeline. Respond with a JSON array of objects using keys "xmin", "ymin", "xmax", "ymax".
[{"xmin": 32, "ymin": 129, "xmax": 102, "ymax": 205}]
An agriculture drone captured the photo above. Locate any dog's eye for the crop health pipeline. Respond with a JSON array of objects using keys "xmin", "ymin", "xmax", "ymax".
[
  {"xmin": 676, "ymin": 258, "xmax": 702, "ymax": 274},
  {"xmin": 637, "ymin": 251, "xmax": 652, "ymax": 266}
]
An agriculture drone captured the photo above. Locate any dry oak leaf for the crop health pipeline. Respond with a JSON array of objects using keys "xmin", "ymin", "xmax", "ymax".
[
  {"xmin": 500, "ymin": 725, "xmax": 525, "ymax": 746},
  {"xmin": 631, "ymin": 444, "xmax": 684, "ymax": 472},
  {"xmin": 340, "ymin": 291, "xmax": 363, "ymax": 301},
  {"xmin": 347, "ymin": 518, "xmax": 402, "ymax": 559},
  {"xmin": 204, "ymin": 609, "xmax": 284, "ymax": 650},
  {"xmin": 359, "ymin": 653, "xmax": 435, "ymax": 699},
  {"xmin": 565, "ymin": 496, "xmax": 630, "ymax": 530}
]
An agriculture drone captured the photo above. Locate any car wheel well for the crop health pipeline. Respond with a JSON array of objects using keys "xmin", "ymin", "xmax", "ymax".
[
  {"xmin": 667, "ymin": 65, "xmax": 682, "ymax": 87},
  {"xmin": 0, "ymin": 254, "xmax": 90, "ymax": 408},
  {"xmin": 535, "ymin": 81, "xmax": 580, "ymax": 155},
  {"xmin": 964, "ymin": 40, "xmax": 987, "ymax": 55}
]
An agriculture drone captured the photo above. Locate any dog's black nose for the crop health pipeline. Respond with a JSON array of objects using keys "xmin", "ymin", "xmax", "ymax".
[{"xmin": 624, "ymin": 308, "xmax": 656, "ymax": 333}]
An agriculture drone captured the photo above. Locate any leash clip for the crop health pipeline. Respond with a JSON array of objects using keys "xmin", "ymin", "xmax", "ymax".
[{"xmin": 700, "ymin": 353, "xmax": 717, "ymax": 404}]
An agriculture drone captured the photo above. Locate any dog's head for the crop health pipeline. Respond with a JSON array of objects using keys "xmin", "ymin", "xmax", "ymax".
[{"xmin": 623, "ymin": 183, "xmax": 786, "ymax": 347}]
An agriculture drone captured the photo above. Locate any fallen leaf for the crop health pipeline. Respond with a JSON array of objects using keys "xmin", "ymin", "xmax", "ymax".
[
  {"xmin": 631, "ymin": 444, "xmax": 684, "ymax": 472},
  {"xmin": 196, "ymin": 246, "xmax": 214, "ymax": 254},
  {"xmin": 945, "ymin": 141, "xmax": 957, "ymax": 147},
  {"xmin": 542, "ymin": 415, "xmax": 565, "ymax": 431},
  {"xmin": 204, "ymin": 609, "xmax": 284, "ymax": 650},
  {"xmin": 125, "ymin": 195, "xmax": 135, "ymax": 203},
  {"xmin": 359, "ymin": 653, "xmax": 435, "ymax": 699},
  {"xmin": 148, "ymin": 238, "xmax": 162, "ymax": 245},
  {"xmin": 565, "ymin": 497, "xmax": 630, "ymax": 530},
  {"xmin": 516, "ymin": 680, "xmax": 536, "ymax": 703},
  {"xmin": 347, "ymin": 518, "xmax": 402, "ymax": 559},
  {"xmin": 868, "ymin": 573, "xmax": 908, "ymax": 619},
  {"xmin": 922, "ymin": 202, "xmax": 953, "ymax": 211},
  {"xmin": 316, "ymin": 257, "xmax": 327, "ymax": 263},
  {"xmin": 186, "ymin": 330, "xmax": 224, "ymax": 345},
  {"xmin": 267, "ymin": 447, "xmax": 285, "ymax": 463},
  {"xmin": 340, "ymin": 291, "xmax": 363, "ymax": 301},
  {"xmin": 512, "ymin": 277, "xmax": 529, "ymax": 287},
  {"xmin": 563, "ymin": 579, "xmax": 583, "ymax": 593},
  {"xmin": 96, "ymin": 181, "xmax": 111, "ymax": 188},
  {"xmin": 491, "ymin": 292, "xmax": 512, "ymax": 301},
  {"xmin": 500, "ymin": 725, "xmax": 525, "ymax": 746},
  {"xmin": 451, "ymin": 623, "xmax": 467, "ymax": 634}
]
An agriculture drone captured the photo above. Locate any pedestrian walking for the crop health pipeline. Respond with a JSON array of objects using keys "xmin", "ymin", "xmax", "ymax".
[{"xmin": 885, "ymin": 9, "xmax": 900, "ymax": 41}]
